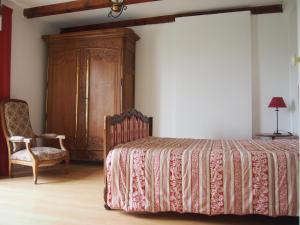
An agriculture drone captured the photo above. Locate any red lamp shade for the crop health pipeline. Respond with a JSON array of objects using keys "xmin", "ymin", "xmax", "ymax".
[{"xmin": 268, "ymin": 97, "xmax": 287, "ymax": 108}]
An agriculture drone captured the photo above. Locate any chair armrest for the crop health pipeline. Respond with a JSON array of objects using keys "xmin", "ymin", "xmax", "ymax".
[
  {"xmin": 37, "ymin": 134, "xmax": 66, "ymax": 140},
  {"xmin": 56, "ymin": 135, "xmax": 66, "ymax": 140},
  {"xmin": 36, "ymin": 134, "xmax": 67, "ymax": 151},
  {"xmin": 37, "ymin": 133, "xmax": 57, "ymax": 139},
  {"xmin": 9, "ymin": 136, "xmax": 32, "ymax": 143},
  {"xmin": 9, "ymin": 137, "xmax": 37, "ymax": 161}
]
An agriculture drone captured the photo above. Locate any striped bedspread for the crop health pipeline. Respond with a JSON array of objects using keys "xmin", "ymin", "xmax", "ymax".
[{"xmin": 106, "ymin": 137, "xmax": 299, "ymax": 216}]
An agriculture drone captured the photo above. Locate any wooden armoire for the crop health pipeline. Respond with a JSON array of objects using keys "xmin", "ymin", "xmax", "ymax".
[{"xmin": 43, "ymin": 28, "xmax": 139, "ymax": 161}]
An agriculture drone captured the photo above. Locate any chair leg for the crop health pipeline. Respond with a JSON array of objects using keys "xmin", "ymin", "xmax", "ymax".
[
  {"xmin": 64, "ymin": 158, "xmax": 69, "ymax": 174},
  {"xmin": 8, "ymin": 163, "xmax": 13, "ymax": 178},
  {"xmin": 32, "ymin": 164, "xmax": 38, "ymax": 184}
]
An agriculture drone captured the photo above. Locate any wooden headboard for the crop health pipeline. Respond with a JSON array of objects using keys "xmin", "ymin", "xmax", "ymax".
[{"xmin": 104, "ymin": 109, "xmax": 153, "ymax": 160}]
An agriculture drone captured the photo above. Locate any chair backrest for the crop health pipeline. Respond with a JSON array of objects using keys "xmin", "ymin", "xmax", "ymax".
[{"xmin": 0, "ymin": 99, "xmax": 36, "ymax": 153}]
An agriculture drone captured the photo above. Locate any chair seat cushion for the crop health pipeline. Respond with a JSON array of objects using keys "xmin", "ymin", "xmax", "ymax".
[{"xmin": 11, "ymin": 147, "xmax": 67, "ymax": 162}]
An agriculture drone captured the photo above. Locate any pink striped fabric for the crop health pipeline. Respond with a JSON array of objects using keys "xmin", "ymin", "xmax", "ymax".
[{"xmin": 106, "ymin": 137, "xmax": 299, "ymax": 217}]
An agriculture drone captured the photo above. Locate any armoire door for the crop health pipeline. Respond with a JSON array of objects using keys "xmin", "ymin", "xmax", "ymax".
[
  {"xmin": 122, "ymin": 46, "xmax": 136, "ymax": 111},
  {"xmin": 46, "ymin": 49, "xmax": 80, "ymax": 150},
  {"xmin": 81, "ymin": 48, "xmax": 121, "ymax": 160}
]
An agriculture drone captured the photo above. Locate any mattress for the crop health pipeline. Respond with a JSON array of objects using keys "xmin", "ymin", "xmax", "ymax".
[{"xmin": 106, "ymin": 137, "xmax": 299, "ymax": 216}]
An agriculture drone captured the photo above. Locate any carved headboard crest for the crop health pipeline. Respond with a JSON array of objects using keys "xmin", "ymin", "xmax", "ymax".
[{"xmin": 109, "ymin": 109, "xmax": 152, "ymax": 125}]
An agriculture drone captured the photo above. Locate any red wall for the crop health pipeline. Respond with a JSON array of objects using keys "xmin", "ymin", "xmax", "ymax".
[{"xmin": 0, "ymin": 5, "xmax": 13, "ymax": 176}]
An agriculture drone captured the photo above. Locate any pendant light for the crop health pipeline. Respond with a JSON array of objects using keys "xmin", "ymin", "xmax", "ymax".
[{"xmin": 108, "ymin": 0, "xmax": 127, "ymax": 18}]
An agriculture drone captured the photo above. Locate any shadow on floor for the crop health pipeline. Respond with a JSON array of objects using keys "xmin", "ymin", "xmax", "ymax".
[
  {"xmin": 120, "ymin": 211, "xmax": 299, "ymax": 225},
  {"xmin": 6, "ymin": 162, "xmax": 102, "ymax": 185}
]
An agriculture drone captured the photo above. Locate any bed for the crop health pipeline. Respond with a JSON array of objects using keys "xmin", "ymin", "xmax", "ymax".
[{"xmin": 103, "ymin": 109, "xmax": 299, "ymax": 217}]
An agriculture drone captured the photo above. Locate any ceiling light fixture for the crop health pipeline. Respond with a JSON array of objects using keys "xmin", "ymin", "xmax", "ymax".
[{"xmin": 108, "ymin": 0, "xmax": 127, "ymax": 19}]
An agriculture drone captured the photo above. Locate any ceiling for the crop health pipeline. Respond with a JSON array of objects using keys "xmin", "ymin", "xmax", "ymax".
[{"xmin": 12, "ymin": 0, "xmax": 283, "ymax": 29}]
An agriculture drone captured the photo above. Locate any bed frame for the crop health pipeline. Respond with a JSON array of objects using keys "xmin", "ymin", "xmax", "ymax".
[{"xmin": 103, "ymin": 109, "xmax": 153, "ymax": 209}]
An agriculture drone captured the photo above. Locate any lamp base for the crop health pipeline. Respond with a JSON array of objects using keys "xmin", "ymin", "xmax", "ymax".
[{"xmin": 273, "ymin": 132, "xmax": 282, "ymax": 135}]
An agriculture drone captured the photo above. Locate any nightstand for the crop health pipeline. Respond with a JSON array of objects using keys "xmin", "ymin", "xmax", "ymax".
[{"xmin": 256, "ymin": 133, "xmax": 296, "ymax": 140}]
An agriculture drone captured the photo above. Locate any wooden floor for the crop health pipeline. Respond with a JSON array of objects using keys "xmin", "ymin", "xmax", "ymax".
[{"xmin": 0, "ymin": 163, "xmax": 298, "ymax": 225}]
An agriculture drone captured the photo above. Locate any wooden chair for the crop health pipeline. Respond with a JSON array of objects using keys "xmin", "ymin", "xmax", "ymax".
[{"xmin": 0, "ymin": 99, "xmax": 69, "ymax": 184}]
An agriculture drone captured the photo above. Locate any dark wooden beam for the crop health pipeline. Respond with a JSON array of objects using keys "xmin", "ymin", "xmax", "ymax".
[
  {"xmin": 24, "ymin": 0, "xmax": 160, "ymax": 18},
  {"xmin": 61, "ymin": 15, "xmax": 175, "ymax": 33},
  {"xmin": 250, "ymin": 4, "xmax": 283, "ymax": 14},
  {"xmin": 175, "ymin": 4, "xmax": 283, "ymax": 18},
  {"xmin": 61, "ymin": 4, "xmax": 283, "ymax": 33}
]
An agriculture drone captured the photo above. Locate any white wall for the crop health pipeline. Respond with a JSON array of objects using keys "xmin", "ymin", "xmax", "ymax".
[
  {"xmin": 285, "ymin": 0, "xmax": 299, "ymax": 135},
  {"xmin": 252, "ymin": 14, "xmax": 291, "ymax": 135},
  {"xmin": 135, "ymin": 11, "xmax": 296, "ymax": 139},
  {"xmin": 3, "ymin": 0, "xmax": 59, "ymax": 134},
  {"xmin": 135, "ymin": 12, "xmax": 253, "ymax": 139},
  {"xmin": 288, "ymin": 7, "xmax": 299, "ymax": 136},
  {"xmin": 134, "ymin": 23, "xmax": 176, "ymax": 137},
  {"xmin": 174, "ymin": 12, "xmax": 252, "ymax": 139},
  {"xmin": 296, "ymin": 0, "xmax": 300, "ymax": 135}
]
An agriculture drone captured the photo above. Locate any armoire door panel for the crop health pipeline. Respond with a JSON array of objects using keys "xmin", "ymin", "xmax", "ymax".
[
  {"xmin": 122, "ymin": 41, "xmax": 136, "ymax": 111},
  {"xmin": 122, "ymin": 73, "xmax": 135, "ymax": 111},
  {"xmin": 84, "ymin": 48, "xmax": 121, "ymax": 153},
  {"xmin": 46, "ymin": 49, "xmax": 80, "ymax": 150}
]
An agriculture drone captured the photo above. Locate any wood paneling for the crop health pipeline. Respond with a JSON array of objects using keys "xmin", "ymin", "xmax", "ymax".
[
  {"xmin": 44, "ymin": 28, "xmax": 139, "ymax": 161},
  {"xmin": 122, "ymin": 40, "xmax": 136, "ymax": 112},
  {"xmin": 85, "ymin": 48, "xmax": 121, "ymax": 152},
  {"xmin": 46, "ymin": 49, "xmax": 80, "ymax": 150},
  {"xmin": 61, "ymin": 4, "xmax": 283, "ymax": 33},
  {"xmin": 24, "ymin": 0, "xmax": 161, "ymax": 18}
]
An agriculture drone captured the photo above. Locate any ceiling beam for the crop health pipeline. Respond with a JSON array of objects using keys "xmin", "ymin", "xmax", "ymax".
[
  {"xmin": 175, "ymin": 4, "xmax": 283, "ymax": 18},
  {"xmin": 24, "ymin": 0, "xmax": 160, "ymax": 18},
  {"xmin": 61, "ymin": 4, "xmax": 283, "ymax": 33},
  {"xmin": 62, "ymin": 15, "xmax": 175, "ymax": 33}
]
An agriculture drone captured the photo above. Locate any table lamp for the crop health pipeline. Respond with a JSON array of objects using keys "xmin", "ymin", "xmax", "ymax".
[{"xmin": 268, "ymin": 97, "xmax": 287, "ymax": 135}]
